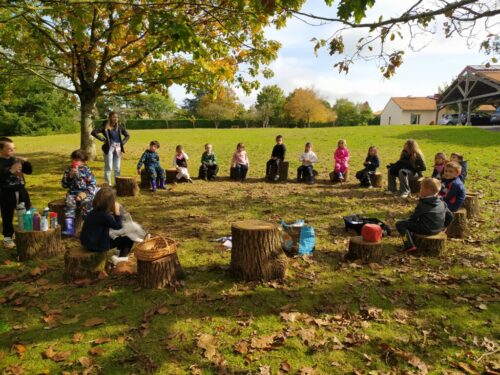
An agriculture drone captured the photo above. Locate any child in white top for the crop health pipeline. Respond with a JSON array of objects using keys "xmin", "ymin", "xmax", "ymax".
[
  {"xmin": 297, "ymin": 142, "xmax": 318, "ymax": 185},
  {"xmin": 173, "ymin": 145, "xmax": 192, "ymax": 183}
]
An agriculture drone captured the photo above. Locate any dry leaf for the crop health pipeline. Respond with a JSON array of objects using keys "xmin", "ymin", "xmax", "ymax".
[
  {"xmin": 234, "ymin": 341, "xmax": 249, "ymax": 354},
  {"xmin": 12, "ymin": 343, "xmax": 26, "ymax": 358},
  {"xmin": 196, "ymin": 334, "xmax": 218, "ymax": 360},
  {"xmin": 456, "ymin": 362, "xmax": 480, "ymax": 375},
  {"xmin": 72, "ymin": 333, "xmax": 84, "ymax": 344},
  {"xmin": 83, "ymin": 317, "xmax": 106, "ymax": 327},
  {"xmin": 78, "ymin": 356, "xmax": 93, "ymax": 368},
  {"xmin": 298, "ymin": 366, "xmax": 316, "ymax": 375},
  {"xmin": 280, "ymin": 360, "xmax": 292, "ymax": 373},
  {"xmin": 250, "ymin": 335, "xmax": 275, "ymax": 350},
  {"xmin": 43, "ymin": 346, "xmax": 71, "ymax": 362},
  {"xmin": 91, "ymin": 338, "xmax": 112, "ymax": 346},
  {"xmin": 3, "ymin": 364, "xmax": 24, "ymax": 375},
  {"xmin": 88, "ymin": 347, "xmax": 105, "ymax": 356},
  {"xmin": 258, "ymin": 365, "xmax": 271, "ymax": 375}
]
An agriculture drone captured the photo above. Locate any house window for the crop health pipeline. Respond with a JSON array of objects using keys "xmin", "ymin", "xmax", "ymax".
[{"xmin": 410, "ymin": 114, "xmax": 421, "ymax": 124}]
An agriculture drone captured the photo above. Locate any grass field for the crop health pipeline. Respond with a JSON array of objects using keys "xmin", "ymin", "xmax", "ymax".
[{"xmin": 0, "ymin": 125, "xmax": 499, "ymax": 374}]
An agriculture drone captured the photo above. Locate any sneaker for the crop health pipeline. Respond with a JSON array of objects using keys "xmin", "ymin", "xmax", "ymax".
[
  {"xmin": 399, "ymin": 244, "xmax": 417, "ymax": 253},
  {"xmin": 111, "ymin": 255, "xmax": 129, "ymax": 265},
  {"xmin": 368, "ymin": 185, "xmax": 373, "ymax": 189},
  {"xmin": 400, "ymin": 193, "xmax": 409, "ymax": 198},
  {"xmin": 3, "ymin": 237, "xmax": 15, "ymax": 249},
  {"xmin": 384, "ymin": 190, "xmax": 395, "ymax": 195},
  {"xmin": 274, "ymin": 175, "xmax": 280, "ymax": 182},
  {"xmin": 187, "ymin": 178, "xmax": 194, "ymax": 183}
]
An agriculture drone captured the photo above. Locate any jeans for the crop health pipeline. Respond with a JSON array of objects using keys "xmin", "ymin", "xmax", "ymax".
[
  {"xmin": 266, "ymin": 159, "xmax": 282, "ymax": 180},
  {"xmin": 110, "ymin": 236, "xmax": 134, "ymax": 257},
  {"xmin": 104, "ymin": 143, "xmax": 121, "ymax": 185},
  {"xmin": 395, "ymin": 220, "xmax": 437, "ymax": 236},
  {"xmin": 356, "ymin": 168, "xmax": 373, "ymax": 186},
  {"xmin": 1, "ymin": 188, "xmax": 31, "ymax": 237},
  {"xmin": 387, "ymin": 168, "xmax": 414, "ymax": 194},
  {"xmin": 297, "ymin": 165, "xmax": 314, "ymax": 183},
  {"xmin": 235, "ymin": 164, "xmax": 248, "ymax": 181}
]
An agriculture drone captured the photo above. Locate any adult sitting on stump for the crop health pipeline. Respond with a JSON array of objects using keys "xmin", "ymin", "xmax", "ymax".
[
  {"xmin": 297, "ymin": 142, "xmax": 318, "ymax": 185},
  {"xmin": 80, "ymin": 187, "xmax": 135, "ymax": 265},
  {"xmin": 137, "ymin": 140, "xmax": 166, "ymax": 192},
  {"xmin": 395, "ymin": 177, "xmax": 453, "ymax": 253},
  {"xmin": 198, "ymin": 143, "xmax": 219, "ymax": 181},
  {"xmin": 386, "ymin": 139, "xmax": 426, "ymax": 198},
  {"xmin": 265, "ymin": 135, "xmax": 286, "ymax": 182}
]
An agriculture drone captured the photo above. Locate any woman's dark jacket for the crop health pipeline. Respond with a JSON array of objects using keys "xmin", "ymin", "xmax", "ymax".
[{"xmin": 91, "ymin": 123, "xmax": 130, "ymax": 154}]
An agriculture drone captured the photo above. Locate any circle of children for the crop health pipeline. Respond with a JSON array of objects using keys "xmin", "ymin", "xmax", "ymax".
[{"xmin": 0, "ymin": 129, "xmax": 467, "ymax": 262}]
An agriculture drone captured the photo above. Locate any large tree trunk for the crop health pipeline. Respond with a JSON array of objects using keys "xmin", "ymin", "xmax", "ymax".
[
  {"xmin": 15, "ymin": 227, "xmax": 63, "ymax": 261},
  {"xmin": 80, "ymin": 95, "xmax": 97, "ymax": 160},
  {"xmin": 230, "ymin": 220, "xmax": 287, "ymax": 282},
  {"xmin": 137, "ymin": 254, "xmax": 185, "ymax": 289}
]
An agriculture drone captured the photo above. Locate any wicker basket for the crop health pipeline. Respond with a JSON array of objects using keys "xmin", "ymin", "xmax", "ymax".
[{"xmin": 134, "ymin": 234, "xmax": 177, "ymax": 261}]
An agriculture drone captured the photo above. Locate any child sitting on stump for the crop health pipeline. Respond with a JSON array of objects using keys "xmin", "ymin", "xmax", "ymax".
[
  {"xmin": 231, "ymin": 143, "xmax": 250, "ymax": 182},
  {"xmin": 173, "ymin": 145, "xmax": 192, "ymax": 183},
  {"xmin": 80, "ymin": 187, "xmax": 135, "ymax": 265},
  {"xmin": 431, "ymin": 152, "xmax": 447, "ymax": 180},
  {"xmin": 0, "ymin": 137, "xmax": 32, "ymax": 249},
  {"xmin": 355, "ymin": 145, "xmax": 379, "ymax": 188},
  {"xmin": 333, "ymin": 139, "xmax": 350, "ymax": 181},
  {"xmin": 396, "ymin": 177, "xmax": 453, "ymax": 252},
  {"xmin": 199, "ymin": 143, "xmax": 218, "ymax": 181},
  {"xmin": 450, "ymin": 152, "xmax": 468, "ymax": 182},
  {"xmin": 297, "ymin": 142, "xmax": 318, "ymax": 185},
  {"xmin": 266, "ymin": 135, "xmax": 286, "ymax": 182},
  {"xmin": 439, "ymin": 161, "xmax": 466, "ymax": 212},
  {"xmin": 137, "ymin": 140, "xmax": 166, "ymax": 192},
  {"xmin": 61, "ymin": 150, "xmax": 97, "ymax": 236}
]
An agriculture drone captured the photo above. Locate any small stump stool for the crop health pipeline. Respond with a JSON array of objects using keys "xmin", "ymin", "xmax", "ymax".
[
  {"xmin": 140, "ymin": 169, "xmax": 160, "ymax": 189},
  {"xmin": 48, "ymin": 199, "xmax": 83, "ymax": 236},
  {"xmin": 413, "ymin": 232, "xmax": 447, "ymax": 256},
  {"xmin": 230, "ymin": 220, "xmax": 288, "ymax": 281},
  {"xmin": 15, "ymin": 227, "xmax": 63, "ymax": 261},
  {"xmin": 137, "ymin": 254, "xmax": 185, "ymax": 289},
  {"xmin": 463, "ymin": 193, "xmax": 480, "ymax": 219},
  {"xmin": 330, "ymin": 170, "xmax": 349, "ymax": 183},
  {"xmin": 369, "ymin": 172, "xmax": 383, "ymax": 188},
  {"xmin": 64, "ymin": 247, "xmax": 107, "ymax": 281},
  {"xmin": 115, "ymin": 176, "xmax": 139, "ymax": 197},
  {"xmin": 447, "ymin": 208, "xmax": 469, "ymax": 239},
  {"xmin": 346, "ymin": 236, "xmax": 384, "ymax": 264},
  {"xmin": 267, "ymin": 161, "xmax": 289, "ymax": 182},
  {"xmin": 409, "ymin": 176, "xmax": 424, "ymax": 194},
  {"xmin": 166, "ymin": 168, "xmax": 178, "ymax": 183}
]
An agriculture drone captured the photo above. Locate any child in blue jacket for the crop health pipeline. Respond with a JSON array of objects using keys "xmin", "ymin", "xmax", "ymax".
[{"xmin": 439, "ymin": 162, "xmax": 466, "ymax": 212}]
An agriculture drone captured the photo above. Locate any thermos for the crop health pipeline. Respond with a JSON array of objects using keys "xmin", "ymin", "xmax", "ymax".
[
  {"xmin": 33, "ymin": 212, "xmax": 41, "ymax": 231},
  {"xmin": 23, "ymin": 210, "xmax": 33, "ymax": 231},
  {"xmin": 16, "ymin": 202, "xmax": 26, "ymax": 230},
  {"xmin": 49, "ymin": 212, "xmax": 58, "ymax": 229}
]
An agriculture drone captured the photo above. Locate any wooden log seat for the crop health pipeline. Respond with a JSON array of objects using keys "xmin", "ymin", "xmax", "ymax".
[
  {"xmin": 115, "ymin": 176, "xmax": 139, "ymax": 197},
  {"xmin": 230, "ymin": 220, "xmax": 288, "ymax": 282},
  {"xmin": 447, "ymin": 208, "xmax": 469, "ymax": 239},
  {"xmin": 409, "ymin": 176, "xmax": 424, "ymax": 194},
  {"xmin": 137, "ymin": 253, "xmax": 185, "ymax": 289},
  {"xmin": 463, "ymin": 192, "xmax": 480, "ymax": 219},
  {"xmin": 48, "ymin": 199, "xmax": 83, "ymax": 237},
  {"xmin": 329, "ymin": 170, "xmax": 349, "ymax": 183},
  {"xmin": 15, "ymin": 227, "xmax": 63, "ymax": 261},
  {"xmin": 64, "ymin": 247, "xmax": 107, "ymax": 281},
  {"xmin": 266, "ymin": 161, "xmax": 289, "ymax": 182},
  {"xmin": 346, "ymin": 236, "xmax": 384, "ymax": 264},
  {"xmin": 413, "ymin": 232, "xmax": 447, "ymax": 257},
  {"xmin": 369, "ymin": 172, "xmax": 383, "ymax": 188}
]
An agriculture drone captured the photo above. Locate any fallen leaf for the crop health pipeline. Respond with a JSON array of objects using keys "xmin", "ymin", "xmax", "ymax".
[
  {"xmin": 3, "ymin": 364, "xmax": 24, "ymax": 375},
  {"xmin": 196, "ymin": 334, "xmax": 218, "ymax": 360},
  {"xmin": 43, "ymin": 346, "xmax": 71, "ymax": 362},
  {"xmin": 91, "ymin": 337, "xmax": 112, "ymax": 346},
  {"xmin": 298, "ymin": 366, "xmax": 316, "ymax": 375},
  {"xmin": 258, "ymin": 365, "xmax": 271, "ymax": 375},
  {"xmin": 234, "ymin": 341, "xmax": 249, "ymax": 354},
  {"xmin": 455, "ymin": 362, "xmax": 480, "ymax": 375},
  {"xmin": 88, "ymin": 347, "xmax": 105, "ymax": 356},
  {"xmin": 78, "ymin": 356, "xmax": 93, "ymax": 368},
  {"xmin": 83, "ymin": 317, "xmax": 106, "ymax": 327},
  {"xmin": 72, "ymin": 333, "xmax": 84, "ymax": 344},
  {"xmin": 280, "ymin": 360, "xmax": 292, "ymax": 373},
  {"xmin": 250, "ymin": 335, "xmax": 275, "ymax": 350},
  {"xmin": 12, "ymin": 343, "xmax": 26, "ymax": 358}
]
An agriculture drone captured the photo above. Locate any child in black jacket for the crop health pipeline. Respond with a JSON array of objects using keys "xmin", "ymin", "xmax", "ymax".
[
  {"xmin": 356, "ymin": 146, "xmax": 380, "ymax": 188},
  {"xmin": 0, "ymin": 137, "xmax": 32, "ymax": 249},
  {"xmin": 396, "ymin": 177, "xmax": 453, "ymax": 252},
  {"xmin": 266, "ymin": 135, "xmax": 286, "ymax": 182},
  {"xmin": 80, "ymin": 187, "xmax": 134, "ymax": 264}
]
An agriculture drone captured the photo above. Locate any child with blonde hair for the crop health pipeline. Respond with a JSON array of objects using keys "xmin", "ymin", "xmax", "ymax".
[
  {"xmin": 231, "ymin": 143, "xmax": 249, "ymax": 182},
  {"xmin": 333, "ymin": 139, "xmax": 350, "ymax": 181},
  {"xmin": 439, "ymin": 161, "xmax": 466, "ymax": 212}
]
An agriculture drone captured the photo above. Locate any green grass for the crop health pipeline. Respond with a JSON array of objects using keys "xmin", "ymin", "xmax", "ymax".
[{"xmin": 0, "ymin": 125, "xmax": 499, "ymax": 374}]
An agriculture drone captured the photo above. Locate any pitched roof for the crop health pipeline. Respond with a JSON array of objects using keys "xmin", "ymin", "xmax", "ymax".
[
  {"xmin": 477, "ymin": 104, "xmax": 496, "ymax": 111},
  {"xmin": 478, "ymin": 70, "xmax": 500, "ymax": 84},
  {"xmin": 391, "ymin": 97, "xmax": 436, "ymax": 111}
]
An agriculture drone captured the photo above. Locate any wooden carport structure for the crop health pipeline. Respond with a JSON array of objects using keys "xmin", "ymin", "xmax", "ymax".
[{"xmin": 436, "ymin": 65, "xmax": 500, "ymax": 125}]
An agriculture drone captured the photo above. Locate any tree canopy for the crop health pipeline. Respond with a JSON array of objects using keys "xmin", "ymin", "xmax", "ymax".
[{"xmin": 284, "ymin": 88, "xmax": 334, "ymax": 126}]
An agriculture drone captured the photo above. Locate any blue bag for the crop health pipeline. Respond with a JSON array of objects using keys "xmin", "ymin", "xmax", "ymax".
[{"xmin": 280, "ymin": 220, "xmax": 315, "ymax": 256}]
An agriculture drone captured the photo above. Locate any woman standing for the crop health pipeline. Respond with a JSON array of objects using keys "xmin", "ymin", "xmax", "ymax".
[{"xmin": 91, "ymin": 111, "xmax": 130, "ymax": 185}]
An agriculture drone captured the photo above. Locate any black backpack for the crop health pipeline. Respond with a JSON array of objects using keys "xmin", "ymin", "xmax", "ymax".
[{"xmin": 343, "ymin": 214, "xmax": 391, "ymax": 237}]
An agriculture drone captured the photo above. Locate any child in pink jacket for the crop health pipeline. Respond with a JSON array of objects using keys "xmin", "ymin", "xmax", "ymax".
[{"xmin": 333, "ymin": 139, "xmax": 350, "ymax": 181}]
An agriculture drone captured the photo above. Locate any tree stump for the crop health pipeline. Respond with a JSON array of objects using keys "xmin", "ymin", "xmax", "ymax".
[
  {"xmin": 48, "ymin": 199, "xmax": 83, "ymax": 236},
  {"xmin": 463, "ymin": 193, "xmax": 480, "ymax": 219},
  {"xmin": 166, "ymin": 168, "xmax": 178, "ymax": 183},
  {"xmin": 369, "ymin": 172, "xmax": 383, "ymax": 188},
  {"xmin": 413, "ymin": 232, "xmax": 447, "ymax": 256},
  {"xmin": 137, "ymin": 253, "xmax": 185, "ymax": 289},
  {"xmin": 447, "ymin": 208, "xmax": 469, "ymax": 239},
  {"xmin": 230, "ymin": 220, "xmax": 288, "ymax": 282},
  {"xmin": 15, "ymin": 227, "xmax": 63, "ymax": 261},
  {"xmin": 409, "ymin": 176, "xmax": 423, "ymax": 194},
  {"xmin": 330, "ymin": 170, "xmax": 348, "ymax": 183},
  {"xmin": 267, "ymin": 161, "xmax": 289, "ymax": 182},
  {"xmin": 346, "ymin": 236, "xmax": 384, "ymax": 264},
  {"xmin": 115, "ymin": 176, "xmax": 139, "ymax": 197},
  {"xmin": 64, "ymin": 247, "xmax": 108, "ymax": 281},
  {"xmin": 139, "ymin": 169, "xmax": 160, "ymax": 189}
]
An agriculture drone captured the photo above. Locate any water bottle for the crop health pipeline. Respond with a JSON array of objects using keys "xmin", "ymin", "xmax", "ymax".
[
  {"xmin": 40, "ymin": 208, "xmax": 49, "ymax": 231},
  {"xmin": 49, "ymin": 212, "xmax": 58, "ymax": 229},
  {"xmin": 33, "ymin": 212, "xmax": 41, "ymax": 231},
  {"xmin": 23, "ymin": 210, "xmax": 33, "ymax": 231},
  {"xmin": 16, "ymin": 202, "xmax": 26, "ymax": 230}
]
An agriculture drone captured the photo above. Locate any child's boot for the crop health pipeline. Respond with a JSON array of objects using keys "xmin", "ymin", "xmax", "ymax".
[
  {"xmin": 400, "ymin": 230, "xmax": 417, "ymax": 252},
  {"xmin": 151, "ymin": 179, "xmax": 157, "ymax": 192},
  {"xmin": 62, "ymin": 218, "xmax": 75, "ymax": 236},
  {"xmin": 159, "ymin": 179, "xmax": 167, "ymax": 190}
]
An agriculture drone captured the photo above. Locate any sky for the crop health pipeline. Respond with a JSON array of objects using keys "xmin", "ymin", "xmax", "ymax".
[{"xmin": 169, "ymin": 0, "xmax": 498, "ymax": 112}]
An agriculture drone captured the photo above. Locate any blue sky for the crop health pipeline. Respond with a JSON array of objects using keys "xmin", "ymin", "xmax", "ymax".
[{"xmin": 170, "ymin": 0, "xmax": 496, "ymax": 112}]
